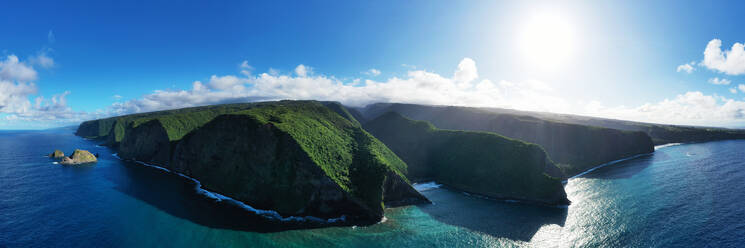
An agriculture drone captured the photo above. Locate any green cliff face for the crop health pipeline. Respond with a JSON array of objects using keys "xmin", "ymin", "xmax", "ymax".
[
  {"xmin": 118, "ymin": 119, "xmax": 172, "ymax": 166},
  {"xmin": 365, "ymin": 112, "xmax": 569, "ymax": 205},
  {"xmin": 76, "ymin": 101, "xmax": 427, "ymax": 223},
  {"xmin": 360, "ymin": 103, "xmax": 655, "ymax": 178}
]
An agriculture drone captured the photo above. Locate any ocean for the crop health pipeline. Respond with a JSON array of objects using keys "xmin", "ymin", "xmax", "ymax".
[{"xmin": 1, "ymin": 128, "xmax": 744, "ymax": 247}]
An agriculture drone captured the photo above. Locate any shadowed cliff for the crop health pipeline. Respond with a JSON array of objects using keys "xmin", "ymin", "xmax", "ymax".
[
  {"xmin": 359, "ymin": 103, "xmax": 655, "ymax": 178},
  {"xmin": 364, "ymin": 112, "xmax": 569, "ymax": 205}
]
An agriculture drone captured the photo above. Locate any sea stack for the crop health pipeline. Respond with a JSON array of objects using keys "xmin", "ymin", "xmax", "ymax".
[
  {"xmin": 59, "ymin": 149, "xmax": 98, "ymax": 165},
  {"xmin": 49, "ymin": 150, "xmax": 65, "ymax": 158}
]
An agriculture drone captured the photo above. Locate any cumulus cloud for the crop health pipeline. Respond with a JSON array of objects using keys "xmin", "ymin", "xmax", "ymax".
[
  {"xmin": 363, "ymin": 68, "xmax": 381, "ymax": 76},
  {"xmin": 708, "ymin": 77, "xmax": 731, "ymax": 85},
  {"xmin": 676, "ymin": 61, "xmax": 695, "ymax": 73},
  {"xmin": 584, "ymin": 91, "xmax": 745, "ymax": 126},
  {"xmin": 103, "ymin": 57, "xmax": 745, "ymax": 126},
  {"xmin": 730, "ymin": 87, "xmax": 737, "ymax": 94},
  {"xmin": 295, "ymin": 64, "xmax": 310, "ymax": 77},
  {"xmin": 106, "ymin": 58, "xmax": 572, "ymax": 116},
  {"xmin": 0, "ymin": 53, "xmax": 88, "ymax": 127},
  {"xmin": 0, "ymin": 55, "xmax": 37, "ymax": 82},
  {"xmin": 8, "ymin": 55, "xmax": 745, "ymax": 128},
  {"xmin": 702, "ymin": 39, "xmax": 745, "ymax": 75}
]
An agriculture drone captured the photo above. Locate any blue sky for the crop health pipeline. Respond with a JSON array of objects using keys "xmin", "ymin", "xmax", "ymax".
[{"xmin": 3, "ymin": 0, "xmax": 745, "ymax": 129}]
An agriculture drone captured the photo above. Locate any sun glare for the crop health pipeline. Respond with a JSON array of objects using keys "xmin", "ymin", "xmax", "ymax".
[{"xmin": 518, "ymin": 12, "xmax": 576, "ymax": 70}]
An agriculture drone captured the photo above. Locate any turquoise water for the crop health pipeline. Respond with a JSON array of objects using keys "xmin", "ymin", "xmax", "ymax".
[{"xmin": 2, "ymin": 129, "xmax": 745, "ymax": 247}]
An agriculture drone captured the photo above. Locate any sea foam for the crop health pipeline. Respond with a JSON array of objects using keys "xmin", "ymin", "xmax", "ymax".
[
  {"xmin": 655, "ymin": 143, "xmax": 683, "ymax": 150},
  {"xmin": 412, "ymin": 181, "xmax": 442, "ymax": 192},
  {"xmin": 568, "ymin": 152, "xmax": 652, "ymax": 180},
  {"xmin": 121, "ymin": 159, "xmax": 346, "ymax": 223}
]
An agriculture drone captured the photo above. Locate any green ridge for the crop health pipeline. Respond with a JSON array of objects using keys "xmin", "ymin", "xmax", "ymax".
[{"xmin": 364, "ymin": 112, "xmax": 568, "ymax": 205}]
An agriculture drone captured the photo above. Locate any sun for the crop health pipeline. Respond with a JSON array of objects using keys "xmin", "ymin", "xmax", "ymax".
[{"xmin": 518, "ymin": 12, "xmax": 576, "ymax": 69}]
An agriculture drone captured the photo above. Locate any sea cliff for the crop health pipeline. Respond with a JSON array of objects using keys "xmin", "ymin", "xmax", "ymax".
[
  {"xmin": 360, "ymin": 103, "xmax": 655, "ymax": 178},
  {"xmin": 77, "ymin": 101, "xmax": 427, "ymax": 224},
  {"xmin": 364, "ymin": 112, "xmax": 569, "ymax": 205}
]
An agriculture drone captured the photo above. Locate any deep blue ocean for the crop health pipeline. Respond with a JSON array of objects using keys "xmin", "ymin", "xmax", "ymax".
[{"xmin": 2, "ymin": 128, "xmax": 745, "ymax": 247}]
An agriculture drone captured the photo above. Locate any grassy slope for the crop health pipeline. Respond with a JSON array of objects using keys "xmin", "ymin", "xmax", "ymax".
[
  {"xmin": 76, "ymin": 102, "xmax": 269, "ymax": 142},
  {"xmin": 77, "ymin": 100, "xmax": 412, "ymax": 211},
  {"xmin": 365, "ymin": 112, "xmax": 567, "ymax": 204},
  {"xmin": 233, "ymin": 102, "xmax": 409, "ymax": 209}
]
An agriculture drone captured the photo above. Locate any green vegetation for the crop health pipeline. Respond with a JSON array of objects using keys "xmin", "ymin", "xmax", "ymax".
[
  {"xmin": 60, "ymin": 149, "xmax": 97, "ymax": 165},
  {"xmin": 364, "ymin": 112, "xmax": 568, "ymax": 205},
  {"xmin": 49, "ymin": 149, "xmax": 65, "ymax": 158},
  {"xmin": 360, "ymin": 103, "xmax": 655, "ymax": 178},
  {"xmin": 77, "ymin": 102, "xmax": 271, "ymax": 144},
  {"xmin": 231, "ymin": 102, "xmax": 411, "ymax": 210},
  {"xmin": 77, "ymin": 100, "xmax": 426, "ymax": 223}
]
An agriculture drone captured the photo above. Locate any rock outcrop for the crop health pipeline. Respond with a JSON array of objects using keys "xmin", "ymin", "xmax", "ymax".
[
  {"xmin": 49, "ymin": 150, "xmax": 65, "ymax": 158},
  {"xmin": 59, "ymin": 149, "xmax": 97, "ymax": 165}
]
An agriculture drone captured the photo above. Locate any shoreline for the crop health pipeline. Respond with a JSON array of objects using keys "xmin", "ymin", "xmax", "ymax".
[
  {"xmin": 567, "ymin": 152, "xmax": 653, "ymax": 181},
  {"xmin": 111, "ymin": 153, "xmax": 349, "ymax": 224}
]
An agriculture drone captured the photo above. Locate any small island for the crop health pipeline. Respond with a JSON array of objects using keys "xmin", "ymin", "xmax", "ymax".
[{"xmin": 51, "ymin": 149, "xmax": 98, "ymax": 165}]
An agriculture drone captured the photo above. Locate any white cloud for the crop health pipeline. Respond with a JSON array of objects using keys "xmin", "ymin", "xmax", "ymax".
[
  {"xmin": 104, "ymin": 58, "xmax": 745, "ymax": 126},
  {"xmin": 708, "ymin": 77, "xmax": 731, "ymax": 85},
  {"xmin": 295, "ymin": 64, "xmax": 310, "ymax": 77},
  {"xmin": 107, "ymin": 58, "xmax": 571, "ymax": 115},
  {"xmin": 240, "ymin": 60, "xmax": 253, "ymax": 76},
  {"xmin": 584, "ymin": 91, "xmax": 745, "ymax": 126},
  {"xmin": 32, "ymin": 53, "xmax": 55, "ymax": 69},
  {"xmin": 0, "ymin": 53, "xmax": 89, "ymax": 127},
  {"xmin": 7, "ymin": 55, "xmax": 745, "ymax": 128},
  {"xmin": 730, "ymin": 87, "xmax": 737, "ymax": 94},
  {"xmin": 676, "ymin": 62, "xmax": 695, "ymax": 73},
  {"xmin": 0, "ymin": 55, "xmax": 37, "ymax": 82},
  {"xmin": 702, "ymin": 39, "xmax": 745, "ymax": 75},
  {"xmin": 363, "ymin": 68, "xmax": 381, "ymax": 76},
  {"xmin": 207, "ymin": 75, "xmax": 247, "ymax": 91}
]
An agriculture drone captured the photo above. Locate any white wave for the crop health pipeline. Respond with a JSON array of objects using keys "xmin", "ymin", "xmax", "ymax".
[
  {"xmin": 569, "ymin": 152, "xmax": 652, "ymax": 180},
  {"xmin": 52, "ymin": 162, "xmax": 59, "ymax": 165},
  {"xmin": 412, "ymin": 181, "xmax": 442, "ymax": 192},
  {"xmin": 378, "ymin": 216, "xmax": 388, "ymax": 224},
  {"xmin": 121, "ymin": 158, "xmax": 346, "ymax": 223},
  {"xmin": 655, "ymin": 143, "xmax": 683, "ymax": 150}
]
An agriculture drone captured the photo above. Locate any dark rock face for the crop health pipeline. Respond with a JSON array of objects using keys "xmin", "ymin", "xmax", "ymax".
[
  {"xmin": 365, "ymin": 112, "xmax": 569, "ymax": 206},
  {"xmin": 118, "ymin": 119, "xmax": 171, "ymax": 167},
  {"xmin": 170, "ymin": 114, "xmax": 376, "ymax": 220},
  {"xmin": 382, "ymin": 170, "xmax": 431, "ymax": 207}
]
